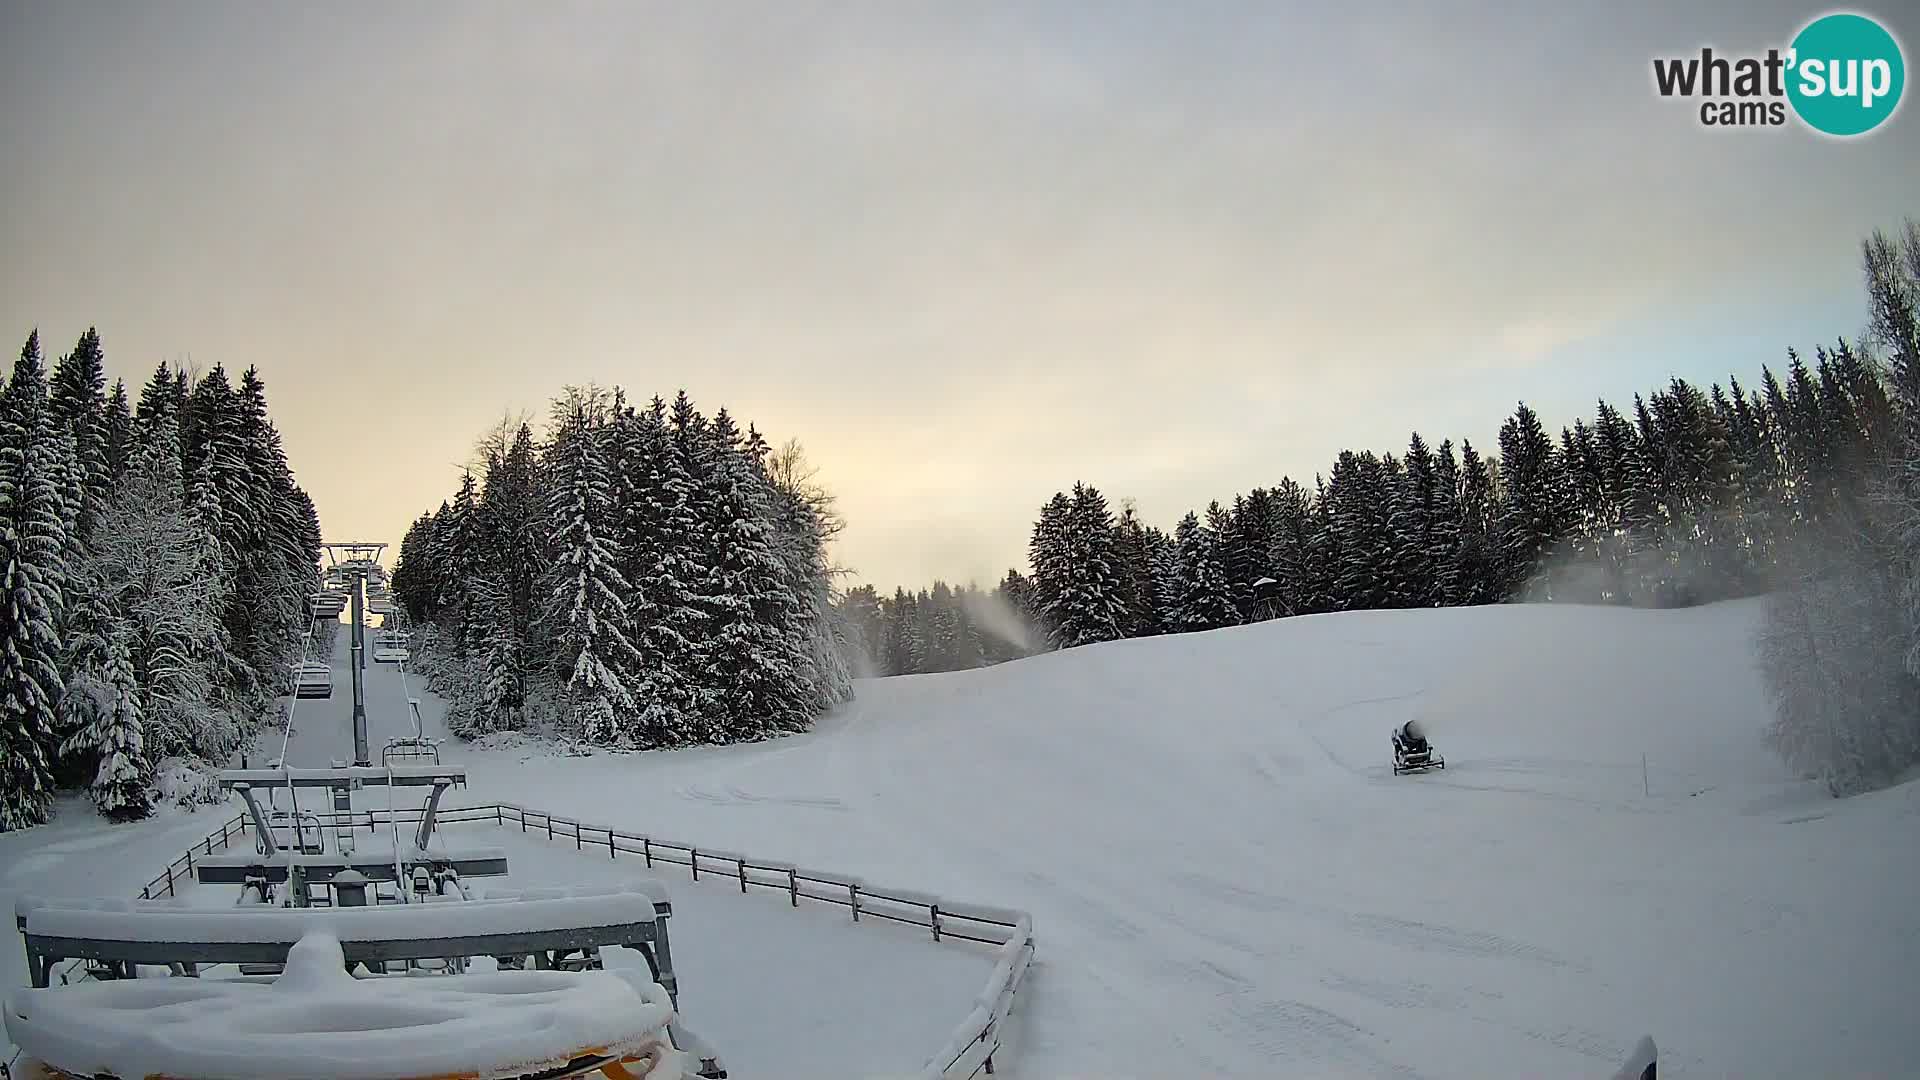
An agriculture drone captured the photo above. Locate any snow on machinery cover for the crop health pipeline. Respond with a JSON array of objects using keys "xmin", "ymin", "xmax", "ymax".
[
  {"xmin": 1, "ymin": 760, "xmax": 729, "ymax": 1079},
  {"xmin": 3, "ymin": 930, "xmax": 684, "ymax": 1080}
]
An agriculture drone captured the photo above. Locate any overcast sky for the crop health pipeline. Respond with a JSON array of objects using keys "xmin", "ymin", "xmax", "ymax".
[{"xmin": 3, "ymin": 2, "xmax": 1915, "ymax": 589}]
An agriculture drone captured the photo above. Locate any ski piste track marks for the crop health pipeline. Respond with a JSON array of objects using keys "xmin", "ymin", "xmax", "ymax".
[
  {"xmin": 820, "ymin": 686, "xmax": 1435, "ymax": 1076},
  {"xmin": 658, "ymin": 636, "xmax": 1666, "ymax": 1077},
  {"xmin": 198, "ymin": 611, "xmax": 1697, "ymax": 1078}
]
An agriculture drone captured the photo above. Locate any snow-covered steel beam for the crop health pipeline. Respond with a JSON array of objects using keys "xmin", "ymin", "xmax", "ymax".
[
  {"xmin": 189, "ymin": 847, "xmax": 511, "ymax": 885},
  {"xmin": 219, "ymin": 765, "xmax": 466, "ymax": 788},
  {"xmin": 21, "ymin": 890, "xmax": 667, "ymax": 983}
]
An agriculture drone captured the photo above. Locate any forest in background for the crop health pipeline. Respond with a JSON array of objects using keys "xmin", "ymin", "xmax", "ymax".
[
  {"xmin": 846, "ymin": 220, "xmax": 1920, "ymax": 797},
  {"xmin": 0, "ymin": 332, "xmax": 321, "ymax": 830},
  {"xmin": 392, "ymin": 387, "xmax": 852, "ymax": 750}
]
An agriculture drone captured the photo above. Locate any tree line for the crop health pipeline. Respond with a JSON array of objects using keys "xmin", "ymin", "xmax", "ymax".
[
  {"xmin": 851, "ymin": 220, "xmax": 1920, "ymax": 797},
  {"xmin": 1011, "ymin": 345, "xmax": 1882, "ymax": 649},
  {"xmin": 835, "ymin": 578, "xmax": 1036, "ymax": 677},
  {"xmin": 0, "ymin": 331, "xmax": 321, "ymax": 830},
  {"xmin": 847, "ymin": 340, "xmax": 1880, "ymax": 665},
  {"xmin": 391, "ymin": 387, "xmax": 854, "ymax": 749}
]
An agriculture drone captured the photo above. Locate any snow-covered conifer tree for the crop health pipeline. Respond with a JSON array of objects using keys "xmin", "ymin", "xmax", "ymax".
[
  {"xmin": 1173, "ymin": 511, "xmax": 1237, "ymax": 631},
  {"xmin": 545, "ymin": 402, "xmax": 639, "ymax": 743},
  {"xmin": 0, "ymin": 332, "xmax": 69, "ymax": 830}
]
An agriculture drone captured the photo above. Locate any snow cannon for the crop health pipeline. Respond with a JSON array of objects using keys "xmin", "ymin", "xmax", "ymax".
[
  {"xmin": 2, "ymin": 929, "xmax": 688, "ymax": 1080},
  {"xmin": 1390, "ymin": 718, "xmax": 1444, "ymax": 775}
]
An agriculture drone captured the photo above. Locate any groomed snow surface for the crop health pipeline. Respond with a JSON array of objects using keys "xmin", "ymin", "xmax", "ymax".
[{"xmin": 6, "ymin": 599, "xmax": 1920, "ymax": 1077}]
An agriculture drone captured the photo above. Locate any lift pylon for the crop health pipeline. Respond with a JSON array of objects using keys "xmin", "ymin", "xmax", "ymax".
[{"xmin": 320, "ymin": 542, "xmax": 387, "ymax": 767}]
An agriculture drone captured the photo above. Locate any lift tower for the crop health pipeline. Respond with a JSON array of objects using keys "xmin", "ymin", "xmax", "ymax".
[{"xmin": 321, "ymin": 541, "xmax": 387, "ymax": 768}]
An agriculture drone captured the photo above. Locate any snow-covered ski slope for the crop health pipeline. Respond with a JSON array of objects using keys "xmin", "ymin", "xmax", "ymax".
[
  {"xmin": 7, "ymin": 599, "xmax": 1919, "ymax": 1078},
  {"xmin": 434, "ymin": 597, "xmax": 1918, "ymax": 1078}
]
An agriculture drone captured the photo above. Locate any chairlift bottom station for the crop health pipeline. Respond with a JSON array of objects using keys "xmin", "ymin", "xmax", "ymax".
[{"xmin": 8, "ymin": 761, "xmax": 728, "ymax": 1079}]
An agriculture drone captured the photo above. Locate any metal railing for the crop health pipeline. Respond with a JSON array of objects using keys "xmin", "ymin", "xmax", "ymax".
[{"xmin": 128, "ymin": 800, "xmax": 1035, "ymax": 1078}]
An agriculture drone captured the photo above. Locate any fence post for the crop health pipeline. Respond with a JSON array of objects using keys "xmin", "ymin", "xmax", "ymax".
[
  {"xmin": 496, "ymin": 804, "xmax": 503, "ymax": 827},
  {"xmin": 608, "ymin": 829, "xmax": 617, "ymax": 859},
  {"xmin": 546, "ymin": 814, "xmax": 553, "ymax": 841},
  {"xmin": 788, "ymin": 868, "xmax": 798, "ymax": 907},
  {"xmin": 737, "ymin": 858, "xmax": 748, "ymax": 893},
  {"xmin": 643, "ymin": 838, "xmax": 652, "ymax": 867},
  {"xmin": 930, "ymin": 903, "xmax": 941, "ymax": 943},
  {"xmin": 574, "ymin": 820, "xmax": 582, "ymax": 850},
  {"xmin": 849, "ymin": 883, "xmax": 860, "ymax": 923},
  {"xmin": 690, "ymin": 849, "xmax": 699, "ymax": 881}
]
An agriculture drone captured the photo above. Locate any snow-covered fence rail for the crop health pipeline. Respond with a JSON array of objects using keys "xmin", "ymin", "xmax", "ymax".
[
  {"xmin": 127, "ymin": 801, "xmax": 1034, "ymax": 1079},
  {"xmin": 481, "ymin": 803, "xmax": 1034, "ymax": 1079},
  {"xmin": 137, "ymin": 814, "xmax": 250, "ymax": 899}
]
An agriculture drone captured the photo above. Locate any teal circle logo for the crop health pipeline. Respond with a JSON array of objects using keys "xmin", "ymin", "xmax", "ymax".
[{"xmin": 1787, "ymin": 12, "xmax": 1906, "ymax": 136}]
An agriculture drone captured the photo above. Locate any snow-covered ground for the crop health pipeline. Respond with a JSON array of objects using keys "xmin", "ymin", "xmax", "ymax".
[
  {"xmin": 3, "ymin": 623, "xmax": 991, "ymax": 1080},
  {"xmin": 9, "ymin": 600, "xmax": 1920, "ymax": 1077}
]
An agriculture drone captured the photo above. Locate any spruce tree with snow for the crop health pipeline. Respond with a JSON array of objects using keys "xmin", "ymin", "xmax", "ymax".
[
  {"xmin": 1218, "ymin": 493, "xmax": 1263, "ymax": 619},
  {"xmin": 59, "ymin": 607, "xmax": 152, "ymax": 821},
  {"xmin": 1110, "ymin": 503, "xmax": 1162, "ymax": 637},
  {"xmin": 882, "ymin": 587, "xmax": 918, "ymax": 674},
  {"xmin": 926, "ymin": 582, "xmax": 961, "ymax": 670},
  {"xmin": 103, "ymin": 379, "xmax": 133, "ymax": 489},
  {"xmin": 1392, "ymin": 434, "xmax": 1438, "ymax": 606},
  {"xmin": 1172, "ymin": 511, "xmax": 1237, "ymax": 631},
  {"xmin": 604, "ymin": 398, "xmax": 673, "ymax": 725},
  {"xmin": 228, "ymin": 366, "xmax": 320, "ymax": 700},
  {"xmin": 1427, "ymin": 440, "xmax": 1464, "ymax": 605},
  {"xmin": 1304, "ymin": 476, "xmax": 1340, "ymax": 611},
  {"xmin": 1455, "ymin": 440, "xmax": 1500, "ymax": 604},
  {"xmin": 134, "ymin": 362, "xmax": 180, "ymax": 430},
  {"xmin": 1588, "ymin": 401, "xmax": 1641, "ymax": 601},
  {"xmin": 1265, "ymin": 478, "xmax": 1315, "ymax": 617},
  {"xmin": 544, "ymin": 401, "xmax": 639, "ymax": 743},
  {"xmin": 87, "ymin": 626, "xmax": 151, "ymax": 819},
  {"xmin": 185, "ymin": 453, "xmax": 247, "ymax": 719},
  {"xmin": 1143, "ymin": 524, "xmax": 1181, "ymax": 630},
  {"xmin": 1026, "ymin": 492, "xmax": 1072, "ymax": 647},
  {"xmin": 1327, "ymin": 451, "xmax": 1394, "ymax": 609},
  {"xmin": 1496, "ymin": 402, "xmax": 1569, "ymax": 599},
  {"xmin": 0, "ymin": 332, "xmax": 70, "ymax": 830},
  {"xmin": 480, "ymin": 424, "xmax": 547, "ymax": 669},
  {"xmin": 454, "ymin": 577, "xmax": 526, "ymax": 737},
  {"xmin": 835, "ymin": 584, "xmax": 885, "ymax": 671},
  {"xmin": 392, "ymin": 512, "xmax": 439, "ymax": 624},
  {"xmin": 627, "ymin": 391, "xmax": 721, "ymax": 744},
  {"xmin": 1041, "ymin": 483, "xmax": 1129, "ymax": 648},
  {"xmin": 700, "ymin": 409, "xmax": 814, "ymax": 740},
  {"xmin": 442, "ymin": 472, "xmax": 487, "ymax": 656},
  {"xmin": 49, "ymin": 328, "xmax": 110, "ymax": 544}
]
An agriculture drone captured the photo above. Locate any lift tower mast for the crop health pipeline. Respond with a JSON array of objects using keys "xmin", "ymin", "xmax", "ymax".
[{"xmin": 321, "ymin": 541, "xmax": 387, "ymax": 768}]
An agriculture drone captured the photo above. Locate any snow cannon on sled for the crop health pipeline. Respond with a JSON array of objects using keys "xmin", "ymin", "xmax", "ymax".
[{"xmin": 1391, "ymin": 719, "xmax": 1444, "ymax": 775}]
